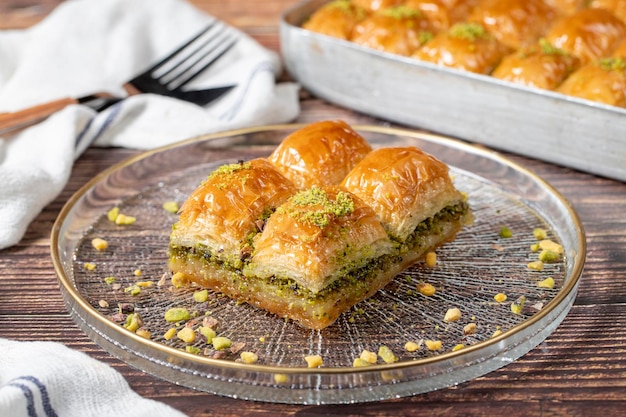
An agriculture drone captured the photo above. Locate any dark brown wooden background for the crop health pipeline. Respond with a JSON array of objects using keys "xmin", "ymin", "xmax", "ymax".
[{"xmin": 1, "ymin": 1, "xmax": 626, "ymax": 416}]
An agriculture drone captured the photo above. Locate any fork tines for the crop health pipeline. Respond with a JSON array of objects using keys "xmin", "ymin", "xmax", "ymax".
[{"xmin": 146, "ymin": 22, "xmax": 239, "ymax": 91}]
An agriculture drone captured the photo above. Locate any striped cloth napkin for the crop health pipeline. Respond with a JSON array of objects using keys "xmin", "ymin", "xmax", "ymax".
[{"xmin": 0, "ymin": 338, "xmax": 188, "ymax": 417}]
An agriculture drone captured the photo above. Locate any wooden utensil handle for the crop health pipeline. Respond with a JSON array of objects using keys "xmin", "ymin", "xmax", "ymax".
[{"xmin": 0, "ymin": 97, "xmax": 79, "ymax": 135}]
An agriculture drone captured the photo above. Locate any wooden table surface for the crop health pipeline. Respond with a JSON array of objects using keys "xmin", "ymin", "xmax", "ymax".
[{"xmin": 2, "ymin": 1, "xmax": 626, "ymax": 416}]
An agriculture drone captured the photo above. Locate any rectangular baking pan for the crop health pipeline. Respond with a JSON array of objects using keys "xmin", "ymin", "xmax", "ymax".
[{"xmin": 280, "ymin": 0, "xmax": 626, "ymax": 182}]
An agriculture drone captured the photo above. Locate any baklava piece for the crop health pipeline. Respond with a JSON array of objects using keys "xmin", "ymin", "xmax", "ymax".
[
  {"xmin": 352, "ymin": 0, "xmax": 403, "ymax": 12},
  {"xmin": 467, "ymin": 0, "xmax": 557, "ymax": 50},
  {"xmin": 492, "ymin": 39, "xmax": 581, "ymax": 90},
  {"xmin": 268, "ymin": 120, "xmax": 372, "ymax": 189},
  {"xmin": 588, "ymin": 0, "xmax": 626, "ymax": 25},
  {"xmin": 169, "ymin": 123, "xmax": 471, "ymax": 330},
  {"xmin": 545, "ymin": 8, "xmax": 626, "ymax": 65},
  {"xmin": 351, "ymin": 5, "xmax": 435, "ymax": 56},
  {"xmin": 403, "ymin": 0, "xmax": 467, "ymax": 32},
  {"xmin": 302, "ymin": 0, "xmax": 368, "ymax": 40},
  {"xmin": 542, "ymin": 0, "xmax": 585, "ymax": 17},
  {"xmin": 557, "ymin": 57, "xmax": 626, "ymax": 107},
  {"xmin": 168, "ymin": 158, "xmax": 297, "ymax": 287},
  {"xmin": 413, "ymin": 22, "xmax": 511, "ymax": 74},
  {"xmin": 342, "ymin": 146, "xmax": 472, "ymax": 243},
  {"xmin": 243, "ymin": 186, "xmax": 395, "ymax": 329}
]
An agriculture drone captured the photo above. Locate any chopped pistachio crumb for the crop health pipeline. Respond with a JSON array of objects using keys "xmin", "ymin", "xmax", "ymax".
[
  {"xmin": 115, "ymin": 214, "xmax": 136, "ymax": 225},
  {"xmin": 107, "ymin": 207, "xmax": 120, "ymax": 222},
  {"xmin": 199, "ymin": 326, "xmax": 216, "ymax": 343},
  {"xmin": 124, "ymin": 285, "xmax": 141, "ymax": 296},
  {"xmin": 193, "ymin": 289, "xmax": 209, "ymax": 303},
  {"xmin": 425, "ymin": 340, "xmax": 442, "ymax": 351},
  {"xmin": 171, "ymin": 272, "xmax": 188, "ymax": 288},
  {"xmin": 494, "ymin": 293, "xmax": 507, "ymax": 303},
  {"xmin": 91, "ymin": 238, "xmax": 109, "ymax": 251},
  {"xmin": 539, "ymin": 239, "xmax": 563, "ymax": 254},
  {"xmin": 212, "ymin": 336, "xmax": 232, "ymax": 350},
  {"xmin": 84, "ymin": 262, "xmax": 96, "ymax": 271},
  {"xmin": 104, "ymin": 276, "xmax": 117, "ymax": 285},
  {"xmin": 136, "ymin": 328, "xmax": 151, "ymax": 339},
  {"xmin": 240, "ymin": 351, "xmax": 259, "ymax": 364},
  {"xmin": 511, "ymin": 296, "xmax": 526, "ymax": 315},
  {"xmin": 186, "ymin": 345, "xmax": 201, "ymax": 355},
  {"xmin": 273, "ymin": 373, "xmax": 289, "ymax": 384},
  {"xmin": 378, "ymin": 345, "xmax": 398, "ymax": 364},
  {"xmin": 163, "ymin": 201, "xmax": 180, "ymax": 213},
  {"xmin": 177, "ymin": 327, "xmax": 196, "ymax": 343},
  {"xmin": 417, "ymin": 282, "xmax": 436, "ymax": 296},
  {"xmin": 425, "ymin": 251, "xmax": 437, "ymax": 267},
  {"xmin": 528, "ymin": 260, "xmax": 544, "ymax": 271},
  {"xmin": 164, "ymin": 307, "xmax": 190, "ymax": 323},
  {"xmin": 124, "ymin": 313, "xmax": 143, "ymax": 332},
  {"xmin": 352, "ymin": 357, "xmax": 371, "ymax": 367},
  {"xmin": 360, "ymin": 349, "xmax": 378, "ymax": 364},
  {"xmin": 163, "ymin": 328, "xmax": 177, "ymax": 340},
  {"xmin": 136, "ymin": 281, "xmax": 153, "ymax": 288},
  {"xmin": 539, "ymin": 250, "xmax": 561, "ymax": 263},
  {"xmin": 463, "ymin": 323, "xmax": 477, "ymax": 335},
  {"xmin": 530, "ymin": 243, "xmax": 540, "ymax": 252},
  {"xmin": 533, "ymin": 228, "xmax": 548, "ymax": 240},
  {"xmin": 499, "ymin": 226, "xmax": 513, "ymax": 238},
  {"xmin": 405, "ymin": 341, "xmax": 421, "ymax": 352},
  {"xmin": 538, "ymin": 277, "xmax": 556, "ymax": 289},
  {"xmin": 444, "ymin": 307, "xmax": 462, "ymax": 322},
  {"xmin": 305, "ymin": 354, "xmax": 324, "ymax": 368}
]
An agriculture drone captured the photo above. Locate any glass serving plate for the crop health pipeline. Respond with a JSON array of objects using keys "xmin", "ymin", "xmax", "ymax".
[{"xmin": 51, "ymin": 124, "xmax": 585, "ymax": 405}]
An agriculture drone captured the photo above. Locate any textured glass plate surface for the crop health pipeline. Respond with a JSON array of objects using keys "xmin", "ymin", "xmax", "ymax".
[{"xmin": 51, "ymin": 125, "xmax": 585, "ymax": 404}]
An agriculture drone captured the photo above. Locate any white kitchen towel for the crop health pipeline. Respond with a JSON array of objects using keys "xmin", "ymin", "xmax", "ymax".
[
  {"xmin": 0, "ymin": 338, "xmax": 189, "ymax": 417},
  {"xmin": 0, "ymin": 0, "xmax": 300, "ymax": 250}
]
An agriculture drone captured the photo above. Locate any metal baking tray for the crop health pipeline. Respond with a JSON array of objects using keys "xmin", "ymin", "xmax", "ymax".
[{"xmin": 280, "ymin": 0, "xmax": 626, "ymax": 182}]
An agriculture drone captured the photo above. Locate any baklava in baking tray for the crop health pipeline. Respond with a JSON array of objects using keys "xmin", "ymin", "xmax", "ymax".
[{"xmin": 280, "ymin": 0, "xmax": 626, "ymax": 182}]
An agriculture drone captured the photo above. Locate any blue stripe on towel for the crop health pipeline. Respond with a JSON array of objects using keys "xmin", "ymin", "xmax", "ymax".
[{"xmin": 7, "ymin": 376, "xmax": 59, "ymax": 417}]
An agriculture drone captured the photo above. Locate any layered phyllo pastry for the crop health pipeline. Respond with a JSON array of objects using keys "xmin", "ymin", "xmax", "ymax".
[
  {"xmin": 557, "ymin": 57, "xmax": 626, "ymax": 106},
  {"xmin": 301, "ymin": 0, "xmax": 626, "ymax": 109},
  {"xmin": 403, "ymin": 0, "xmax": 468, "ymax": 32},
  {"xmin": 589, "ymin": 0, "xmax": 626, "ymax": 25},
  {"xmin": 302, "ymin": 0, "xmax": 367, "ymax": 40},
  {"xmin": 492, "ymin": 39, "xmax": 581, "ymax": 90},
  {"xmin": 467, "ymin": 0, "xmax": 556, "ymax": 50},
  {"xmin": 542, "ymin": 0, "xmax": 585, "ymax": 17},
  {"xmin": 267, "ymin": 120, "xmax": 372, "ymax": 189},
  {"xmin": 545, "ymin": 8, "xmax": 626, "ymax": 65},
  {"xmin": 413, "ymin": 22, "xmax": 511, "ymax": 73},
  {"xmin": 352, "ymin": 0, "xmax": 403, "ymax": 12},
  {"xmin": 168, "ymin": 121, "xmax": 472, "ymax": 329},
  {"xmin": 351, "ymin": 5, "xmax": 435, "ymax": 56}
]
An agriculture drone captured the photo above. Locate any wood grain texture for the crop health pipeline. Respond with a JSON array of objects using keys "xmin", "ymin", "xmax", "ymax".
[{"xmin": 1, "ymin": 0, "xmax": 626, "ymax": 416}]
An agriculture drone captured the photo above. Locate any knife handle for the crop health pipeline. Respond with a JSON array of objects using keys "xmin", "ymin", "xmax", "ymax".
[{"xmin": 0, "ymin": 97, "xmax": 79, "ymax": 136}]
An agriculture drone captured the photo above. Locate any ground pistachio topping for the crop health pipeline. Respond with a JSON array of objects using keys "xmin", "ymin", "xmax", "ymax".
[
  {"xmin": 597, "ymin": 57, "xmax": 626, "ymax": 72},
  {"xmin": 380, "ymin": 5, "xmax": 422, "ymax": 20},
  {"xmin": 449, "ymin": 22, "xmax": 489, "ymax": 42},
  {"xmin": 282, "ymin": 187, "xmax": 355, "ymax": 228}
]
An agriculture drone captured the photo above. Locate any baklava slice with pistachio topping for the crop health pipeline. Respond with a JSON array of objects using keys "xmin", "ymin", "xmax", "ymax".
[
  {"xmin": 342, "ymin": 146, "xmax": 472, "ymax": 267},
  {"xmin": 168, "ymin": 158, "xmax": 297, "ymax": 285},
  {"xmin": 242, "ymin": 186, "xmax": 395, "ymax": 330}
]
